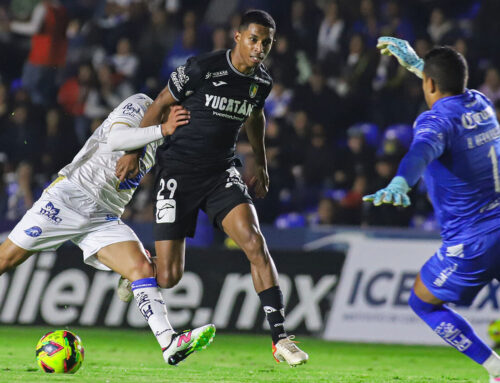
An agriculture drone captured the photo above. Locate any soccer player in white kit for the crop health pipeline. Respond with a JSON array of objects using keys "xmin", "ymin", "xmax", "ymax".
[{"xmin": 0, "ymin": 93, "xmax": 215, "ymax": 365}]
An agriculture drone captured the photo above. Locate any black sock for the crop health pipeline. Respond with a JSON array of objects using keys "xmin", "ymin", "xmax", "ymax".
[{"xmin": 258, "ymin": 286, "xmax": 287, "ymax": 344}]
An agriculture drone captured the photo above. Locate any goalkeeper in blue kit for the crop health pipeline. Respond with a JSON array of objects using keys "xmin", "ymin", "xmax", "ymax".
[{"xmin": 364, "ymin": 37, "xmax": 500, "ymax": 382}]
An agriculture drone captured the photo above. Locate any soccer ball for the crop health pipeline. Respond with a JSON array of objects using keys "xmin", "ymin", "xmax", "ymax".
[
  {"xmin": 35, "ymin": 330, "xmax": 85, "ymax": 373},
  {"xmin": 488, "ymin": 320, "xmax": 500, "ymax": 346}
]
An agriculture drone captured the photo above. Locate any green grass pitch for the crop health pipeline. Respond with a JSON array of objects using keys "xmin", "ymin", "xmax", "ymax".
[{"xmin": 0, "ymin": 326, "xmax": 490, "ymax": 383}]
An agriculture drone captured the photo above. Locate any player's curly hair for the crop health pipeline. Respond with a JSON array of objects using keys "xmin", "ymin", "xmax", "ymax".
[
  {"xmin": 423, "ymin": 46, "xmax": 468, "ymax": 95},
  {"xmin": 239, "ymin": 10, "xmax": 276, "ymax": 31}
]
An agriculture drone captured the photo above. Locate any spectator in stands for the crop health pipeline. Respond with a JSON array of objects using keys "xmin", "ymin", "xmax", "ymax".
[
  {"xmin": 352, "ymin": 0, "xmax": 379, "ymax": 48},
  {"xmin": 160, "ymin": 26, "xmax": 200, "ymax": 82},
  {"xmin": 0, "ymin": 82, "xmax": 9, "ymax": 128},
  {"xmin": 267, "ymin": 34, "xmax": 298, "ymax": 88},
  {"xmin": 111, "ymin": 37, "xmax": 139, "ymax": 79},
  {"xmin": 3, "ymin": 103, "xmax": 41, "ymax": 164},
  {"xmin": 136, "ymin": 9, "xmax": 176, "ymax": 83},
  {"xmin": 479, "ymin": 67, "xmax": 500, "ymax": 104},
  {"xmin": 310, "ymin": 197, "xmax": 342, "ymax": 226},
  {"xmin": 211, "ymin": 26, "xmax": 229, "ymax": 51},
  {"xmin": 379, "ymin": 0, "xmax": 414, "ymax": 43},
  {"xmin": 427, "ymin": 8, "xmax": 454, "ymax": 45},
  {"xmin": 264, "ymin": 79, "xmax": 293, "ymax": 120},
  {"xmin": 303, "ymin": 123, "xmax": 334, "ymax": 189},
  {"xmin": 317, "ymin": 1, "xmax": 346, "ymax": 65},
  {"xmin": 84, "ymin": 62, "xmax": 132, "ymax": 120},
  {"xmin": 39, "ymin": 108, "xmax": 77, "ymax": 180},
  {"xmin": 5, "ymin": 161, "xmax": 38, "ymax": 221},
  {"xmin": 291, "ymin": 66, "xmax": 341, "ymax": 133},
  {"xmin": 8, "ymin": 0, "xmax": 68, "ymax": 106}
]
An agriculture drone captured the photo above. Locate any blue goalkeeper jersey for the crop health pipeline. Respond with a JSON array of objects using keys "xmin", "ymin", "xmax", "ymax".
[{"xmin": 413, "ymin": 89, "xmax": 500, "ymax": 242}]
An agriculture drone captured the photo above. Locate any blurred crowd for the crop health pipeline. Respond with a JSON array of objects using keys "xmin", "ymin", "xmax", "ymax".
[{"xmin": 1, "ymin": 0, "xmax": 500, "ymax": 233}]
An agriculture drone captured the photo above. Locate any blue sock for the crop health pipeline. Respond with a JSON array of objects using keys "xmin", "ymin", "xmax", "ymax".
[{"xmin": 408, "ymin": 289, "xmax": 492, "ymax": 364}]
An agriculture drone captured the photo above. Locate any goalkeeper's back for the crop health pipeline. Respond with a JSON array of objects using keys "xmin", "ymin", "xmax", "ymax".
[{"xmin": 414, "ymin": 47, "xmax": 500, "ymax": 242}]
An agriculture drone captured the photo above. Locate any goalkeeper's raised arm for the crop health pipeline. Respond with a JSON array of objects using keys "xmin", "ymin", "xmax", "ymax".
[{"xmin": 376, "ymin": 36, "xmax": 424, "ymax": 78}]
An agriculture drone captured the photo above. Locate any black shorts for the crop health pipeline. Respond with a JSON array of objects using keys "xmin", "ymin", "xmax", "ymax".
[{"xmin": 153, "ymin": 166, "xmax": 253, "ymax": 240}]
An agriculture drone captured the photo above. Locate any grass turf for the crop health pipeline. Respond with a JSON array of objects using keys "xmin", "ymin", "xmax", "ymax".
[{"xmin": 0, "ymin": 326, "xmax": 489, "ymax": 383}]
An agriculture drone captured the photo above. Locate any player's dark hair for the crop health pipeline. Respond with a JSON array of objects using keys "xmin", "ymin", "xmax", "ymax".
[
  {"xmin": 423, "ymin": 46, "xmax": 468, "ymax": 95},
  {"xmin": 239, "ymin": 10, "xmax": 276, "ymax": 31}
]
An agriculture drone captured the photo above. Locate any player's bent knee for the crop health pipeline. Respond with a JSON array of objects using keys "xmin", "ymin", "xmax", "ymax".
[
  {"xmin": 241, "ymin": 233, "xmax": 267, "ymax": 259},
  {"xmin": 156, "ymin": 268, "xmax": 183, "ymax": 289},
  {"xmin": 408, "ymin": 289, "xmax": 439, "ymax": 315},
  {"xmin": 129, "ymin": 258, "xmax": 154, "ymax": 281}
]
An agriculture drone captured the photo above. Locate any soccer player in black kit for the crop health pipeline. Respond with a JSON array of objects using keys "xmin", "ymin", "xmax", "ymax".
[{"xmin": 116, "ymin": 10, "xmax": 308, "ymax": 366}]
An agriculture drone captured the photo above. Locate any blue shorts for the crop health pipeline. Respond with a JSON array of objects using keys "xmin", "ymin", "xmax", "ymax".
[{"xmin": 420, "ymin": 228, "xmax": 500, "ymax": 306}]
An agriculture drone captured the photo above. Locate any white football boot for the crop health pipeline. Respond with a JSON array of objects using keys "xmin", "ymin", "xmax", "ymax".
[
  {"xmin": 490, "ymin": 376, "xmax": 500, "ymax": 383},
  {"xmin": 117, "ymin": 276, "xmax": 134, "ymax": 302},
  {"xmin": 272, "ymin": 335, "xmax": 308, "ymax": 367},
  {"xmin": 163, "ymin": 324, "xmax": 216, "ymax": 365}
]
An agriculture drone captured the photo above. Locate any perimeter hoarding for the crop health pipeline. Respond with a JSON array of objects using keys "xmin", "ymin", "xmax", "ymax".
[
  {"xmin": 322, "ymin": 232, "xmax": 500, "ymax": 345},
  {"xmin": 0, "ymin": 246, "xmax": 344, "ymax": 335}
]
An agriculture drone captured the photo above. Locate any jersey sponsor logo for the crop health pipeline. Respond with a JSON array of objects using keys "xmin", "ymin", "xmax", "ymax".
[
  {"xmin": 212, "ymin": 81, "xmax": 227, "ymax": 87},
  {"xmin": 205, "ymin": 70, "xmax": 228, "ymax": 79},
  {"xmin": 156, "ymin": 199, "xmax": 176, "ymax": 223},
  {"xmin": 204, "ymin": 94, "xmax": 253, "ymax": 120},
  {"xmin": 461, "ymin": 106, "xmax": 495, "ymax": 129},
  {"xmin": 122, "ymin": 103, "xmax": 140, "ymax": 117},
  {"xmin": 249, "ymin": 83, "xmax": 258, "ymax": 98},
  {"xmin": 39, "ymin": 202, "xmax": 62, "ymax": 224},
  {"xmin": 170, "ymin": 65, "xmax": 189, "ymax": 93},
  {"xmin": 24, "ymin": 226, "xmax": 42, "ymax": 237},
  {"xmin": 213, "ymin": 70, "xmax": 228, "ymax": 78}
]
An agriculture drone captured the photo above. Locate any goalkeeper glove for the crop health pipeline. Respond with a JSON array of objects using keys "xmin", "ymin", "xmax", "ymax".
[
  {"xmin": 363, "ymin": 176, "xmax": 411, "ymax": 207},
  {"xmin": 376, "ymin": 36, "xmax": 424, "ymax": 79}
]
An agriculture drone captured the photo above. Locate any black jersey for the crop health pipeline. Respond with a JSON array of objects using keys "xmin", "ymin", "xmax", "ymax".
[{"xmin": 157, "ymin": 49, "xmax": 273, "ymax": 173}]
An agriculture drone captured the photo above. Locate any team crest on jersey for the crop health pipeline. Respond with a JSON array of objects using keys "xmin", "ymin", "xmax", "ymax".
[
  {"xmin": 249, "ymin": 83, "xmax": 258, "ymax": 98},
  {"xmin": 39, "ymin": 202, "xmax": 62, "ymax": 224},
  {"xmin": 24, "ymin": 226, "xmax": 42, "ymax": 237}
]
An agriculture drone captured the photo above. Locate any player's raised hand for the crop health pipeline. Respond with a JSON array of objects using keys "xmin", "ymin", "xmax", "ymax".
[
  {"xmin": 115, "ymin": 152, "xmax": 140, "ymax": 182},
  {"xmin": 161, "ymin": 105, "xmax": 190, "ymax": 136},
  {"xmin": 250, "ymin": 165, "xmax": 269, "ymax": 198},
  {"xmin": 363, "ymin": 176, "xmax": 411, "ymax": 207},
  {"xmin": 376, "ymin": 36, "xmax": 424, "ymax": 79}
]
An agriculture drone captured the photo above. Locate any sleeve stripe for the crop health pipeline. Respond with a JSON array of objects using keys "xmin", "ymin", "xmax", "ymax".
[
  {"xmin": 167, "ymin": 82, "xmax": 180, "ymax": 102},
  {"xmin": 111, "ymin": 122, "xmax": 132, "ymax": 128}
]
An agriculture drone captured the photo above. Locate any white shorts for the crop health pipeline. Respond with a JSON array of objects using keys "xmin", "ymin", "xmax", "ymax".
[{"xmin": 8, "ymin": 177, "xmax": 146, "ymax": 271}]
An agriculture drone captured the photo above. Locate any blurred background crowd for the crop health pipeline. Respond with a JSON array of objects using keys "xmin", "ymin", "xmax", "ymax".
[{"xmin": 0, "ymin": 0, "xmax": 499, "ymax": 235}]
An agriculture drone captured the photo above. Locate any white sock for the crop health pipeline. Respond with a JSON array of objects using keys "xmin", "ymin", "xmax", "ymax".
[
  {"xmin": 131, "ymin": 277, "xmax": 174, "ymax": 349},
  {"xmin": 483, "ymin": 351, "xmax": 500, "ymax": 376}
]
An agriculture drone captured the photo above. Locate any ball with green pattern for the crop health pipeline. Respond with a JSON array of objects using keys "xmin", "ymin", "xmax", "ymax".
[{"xmin": 35, "ymin": 330, "xmax": 84, "ymax": 373}]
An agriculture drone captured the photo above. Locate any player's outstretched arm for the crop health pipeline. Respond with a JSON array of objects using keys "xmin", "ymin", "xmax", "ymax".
[
  {"xmin": 245, "ymin": 108, "xmax": 269, "ymax": 198},
  {"xmin": 114, "ymin": 103, "xmax": 189, "ymax": 182},
  {"xmin": 109, "ymin": 106, "xmax": 190, "ymax": 152},
  {"xmin": 377, "ymin": 36, "xmax": 424, "ymax": 79}
]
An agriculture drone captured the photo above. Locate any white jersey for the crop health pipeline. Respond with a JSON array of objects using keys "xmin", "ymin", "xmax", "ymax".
[{"xmin": 59, "ymin": 93, "xmax": 161, "ymax": 216}]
